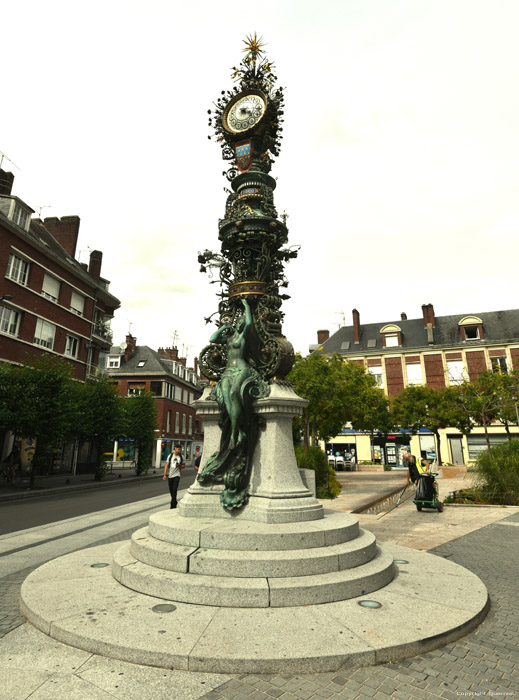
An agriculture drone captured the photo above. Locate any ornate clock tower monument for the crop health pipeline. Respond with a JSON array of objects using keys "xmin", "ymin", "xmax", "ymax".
[
  {"xmin": 19, "ymin": 35, "xmax": 488, "ymax": 677},
  {"xmin": 181, "ymin": 35, "xmax": 321, "ymax": 519}
]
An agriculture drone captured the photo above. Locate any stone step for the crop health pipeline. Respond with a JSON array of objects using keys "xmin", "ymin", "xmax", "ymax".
[
  {"xmin": 112, "ymin": 542, "xmax": 394, "ymax": 608},
  {"xmin": 130, "ymin": 527, "xmax": 377, "ymax": 577},
  {"xmin": 147, "ymin": 508, "xmax": 359, "ymax": 551}
]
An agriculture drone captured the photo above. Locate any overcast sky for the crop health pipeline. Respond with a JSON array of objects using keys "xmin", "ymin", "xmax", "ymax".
[{"xmin": 3, "ymin": 0, "xmax": 518, "ymax": 366}]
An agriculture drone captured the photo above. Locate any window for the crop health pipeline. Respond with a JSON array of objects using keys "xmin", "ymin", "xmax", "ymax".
[
  {"xmin": 6, "ymin": 253, "xmax": 29, "ymax": 285},
  {"xmin": 175, "ymin": 412, "xmax": 180, "ymax": 433},
  {"xmin": 128, "ymin": 382, "xmax": 145, "ymax": 396},
  {"xmin": 70, "ymin": 291, "xmax": 85, "ymax": 316},
  {"xmin": 150, "ymin": 381, "xmax": 163, "ymax": 396},
  {"xmin": 167, "ymin": 411, "xmax": 171, "ymax": 433},
  {"xmin": 42, "ymin": 273, "xmax": 60, "ymax": 302},
  {"xmin": 0, "ymin": 305, "xmax": 21, "ymax": 336},
  {"xmin": 406, "ymin": 363, "xmax": 423, "ymax": 386},
  {"xmin": 175, "ymin": 386, "xmax": 182, "ymax": 401},
  {"xmin": 368, "ymin": 365, "xmax": 383, "ymax": 388},
  {"xmin": 467, "ymin": 434, "xmax": 508, "ymax": 460},
  {"xmin": 188, "ymin": 415, "xmax": 193, "ymax": 436},
  {"xmin": 34, "ymin": 319, "xmax": 56, "ymax": 349},
  {"xmin": 465, "ymin": 327, "xmax": 480, "ymax": 340},
  {"xmin": 12, "ymin": 203, "xmax": 29, "ymax": 230},
  {"xmin": 64, "ymin": 335, "xmax": 79, "ymax": 358},
  {"xmin": 182, "ymin": 414, "xmax": 187, "ymax": 435},
  {"xmin": 108, "ymin": 356, "xmax": 120, "ymax": 368},
  {"xmin": 447, "ymin": 360, "xmax": 465, "ymax": 385},
  {"xmin": 137, "ymin": 360, "xmax": 146, "ymax": 367},
  {"xmin": 491, "ymin": 357, "xmax": 508, "ymax": 373},
  {"xmin": 189, "ymin": 391, "xmax": 194, "ymax": 404},
  {"xmin": 195, "ymin": 419, "xmax": 200, "ymax": 434},
  {"xmin": 385, "ymin": 334, "xmax": 399, "ymax": 347}
]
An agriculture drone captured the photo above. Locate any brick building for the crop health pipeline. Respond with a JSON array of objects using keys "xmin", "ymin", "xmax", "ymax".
[
  {"xmin": 104, "ymin": 335, "xmax": 204, "ymax": 468},
  {"xmin": 0, "ymin": 168, "xmax": 120, "ymax": 382},
  {"xmin": 311, "ymin": 304, "xmax": 519, "ymax": 466}
]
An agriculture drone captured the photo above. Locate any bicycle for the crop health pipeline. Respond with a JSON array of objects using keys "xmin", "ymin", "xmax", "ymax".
[{"xmin": 0, "ymin": 461, "xmax": 16, "ymax": 486}]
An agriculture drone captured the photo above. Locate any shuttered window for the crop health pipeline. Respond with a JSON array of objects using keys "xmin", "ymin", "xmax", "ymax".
[{"xmin": 42, "ymin": 273, "xmax": 60, "ymax": 301}]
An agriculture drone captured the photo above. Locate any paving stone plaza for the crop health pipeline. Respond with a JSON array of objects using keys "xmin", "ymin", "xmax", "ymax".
[{"xmin": 1, "ymin": 475, "xmax": 518, "ymax": 700}]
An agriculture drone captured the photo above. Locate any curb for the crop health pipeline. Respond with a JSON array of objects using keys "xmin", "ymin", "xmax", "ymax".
[
  {"xmin": 0, "ymin": 473, "xmax": 163, "ymax": 503},
  {"xmin": 350, "ymin": 484, "xmax": 407, "ymax": 514}
]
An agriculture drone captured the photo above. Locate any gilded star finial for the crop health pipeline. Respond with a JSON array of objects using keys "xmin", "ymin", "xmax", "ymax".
[{"xmin": 242, "ymin": 32, "xmax": 266, "ymax": 61}]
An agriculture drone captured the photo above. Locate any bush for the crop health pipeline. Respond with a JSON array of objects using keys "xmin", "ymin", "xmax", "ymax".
[
  {"xmin": 295, "ymin": 446, "xmax": 341, "ymax": 499},
  {"xmin": 472, "ymin": 439, "xmax": 519, "ymax": 505}
]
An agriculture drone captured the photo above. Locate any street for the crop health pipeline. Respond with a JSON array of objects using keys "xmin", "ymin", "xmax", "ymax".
[{"xmin": 0, "ymin": 470, "xmax": 195, "ymax": 535}]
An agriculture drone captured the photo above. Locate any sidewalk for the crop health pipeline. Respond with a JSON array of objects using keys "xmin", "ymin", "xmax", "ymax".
[
  {"xmin": 0, "ymin": 466, "xmax": 164, "ymax": 502},
  {"xmin": 0, "ymin": 471, "xmax": 518, "ymax": 700}
]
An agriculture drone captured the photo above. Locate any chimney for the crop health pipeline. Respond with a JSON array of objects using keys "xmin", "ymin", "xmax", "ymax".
[
  {"xmin": 43, "ymin": 216, "xmax": 80, "ymax": 257},
  {"xmin": 158, "ymin": 346, "xmax": 179, "ymax": 361},
  {"xmin": 401, "ymin": 312, "xmax": 407, "ymax": 321},
  {"xmin": 352, "ymin": 309, "xmax": 360, "ymax": 344},
  {"xmin": 124, "ymin": 334, "xmax": 137, "ymax": 363},
  {"xmin": 178, "ymin": 357, "xmax": 187, "ymax": 367},
  {"xmin": 88, "ymin": 250, "xmax": 103, "ymax": 279},
  {"xmin": 194, "ymin": 357, "xmax": 199, "ymax": 376},
  {"xmin": 0, "ymin": 169, "xmax": 14, "ymax": 195},
  {"xmin": 421, "ymin": 303, "xmax": 435, "ymax": 328},
  {"xmin": 317, "ymin": 329, "xmax": 329, "ymax": 345}
]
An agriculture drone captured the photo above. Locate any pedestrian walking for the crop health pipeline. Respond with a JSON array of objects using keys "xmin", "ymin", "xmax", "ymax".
[{"xmin": 163, "ymin": 445, "xmax": 185, "ymax": 509}]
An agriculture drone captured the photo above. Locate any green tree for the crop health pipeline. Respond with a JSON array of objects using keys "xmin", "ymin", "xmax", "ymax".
[
  {"xmin": 288, "ymin": 353, "xmax": 378, "ymax": 447},
  {"xmin": 0, "ymin": 355, "xmax": 76, "ymax": 487},
  {"xmin": 350, "ymin": 387, "xmax": 393, "ymax": 462},
  {"xmin": 294, "ymin": 445, "xmax": 341, "ymax": 499},
  {"xmin": 122, "ymin": 390, "xmax": 158, "ymax": 475},
  {"xmin": 457, "ymin": 372, "xmax": 502, "ymax": 451},
  {"xmin": 72, "ymin": 376, "xmax": 124, "ymax": 480},
  {"xmin": 392, "ymin": 385, "xmax": 465, "ymax": 465},
  {"xmin": 490, "ymin": 369, "xmax": 519, "ymax": 438},
  {"xmin": 472, "ymin": 439, "xmax": 519, "ymax": 504}
]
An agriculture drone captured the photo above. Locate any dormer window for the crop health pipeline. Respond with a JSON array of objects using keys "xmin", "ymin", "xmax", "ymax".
[
  {"xmin": 459, "ymin": 316, "xmax": 484, "ymax": 342},
  {"xmin": 12, "ymin": 203, "xmax": 29, "ymax": 230},
  {"xmin": 380, "ymin": 324, "xmax": 402, "ymax": 348}
]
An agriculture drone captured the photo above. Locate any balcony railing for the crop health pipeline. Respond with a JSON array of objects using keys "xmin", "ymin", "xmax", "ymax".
[{"xmin": 92, "ymin": 321, "xmax": 113, "ymax": 344}]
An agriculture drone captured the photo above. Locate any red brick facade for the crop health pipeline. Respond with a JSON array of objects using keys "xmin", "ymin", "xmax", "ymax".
[
  {"xmin": 0, "ymin": 171, "xmax": 120, "ymax": 380},
  {"xmin": 423, "ymin": 354, "xmax": 446, "ymax": 389},
  {"xmin": 466, "ymin": 351, "xmax": 487, "ymax": 382},
  {"xmin": 384, "ymin": 357, "xmax": 404, "ymax": 396}
]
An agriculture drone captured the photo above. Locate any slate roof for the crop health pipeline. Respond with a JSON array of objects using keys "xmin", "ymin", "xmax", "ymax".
[
  {"xmin": 0, "ymin": 200, "xmax": 120, "ymax": 309},
  {"xmin": 108, "ymin": 345, "xmax": 177, "ymax": 375},
  {"xmin": 108, "ymin": 345, "xmax": 202, "ymax": 390},
  {"xmin": 316, "ymin": 309, "xmax": 519, "ymax": 356}
]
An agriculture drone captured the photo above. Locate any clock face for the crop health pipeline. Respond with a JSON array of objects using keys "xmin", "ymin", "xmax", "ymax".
[{"xmin": 224, "ymin": 92, "xmax": 267, "ymax": 134}]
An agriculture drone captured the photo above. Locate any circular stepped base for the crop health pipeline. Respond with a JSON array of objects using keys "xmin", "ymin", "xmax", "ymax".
[
  {"xmin": 112, "ymin": 509, "xmax": 393, "ymax": 607},
  {"xmin": 20, "ymin": 541, "xmax": 489, "ymax": 674},
  {"xmin": 113, "ymin": 540, "xmax": 394, "ymax": 608}
]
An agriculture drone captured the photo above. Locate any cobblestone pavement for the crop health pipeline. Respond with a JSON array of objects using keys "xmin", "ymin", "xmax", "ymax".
[
  {"xmin": 200, "ymin": 512, "xmax": 519, "ymax": 700},
  {"xmin": 1, "ymin": 512, "xmax": 518, "ymax": 699}
]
